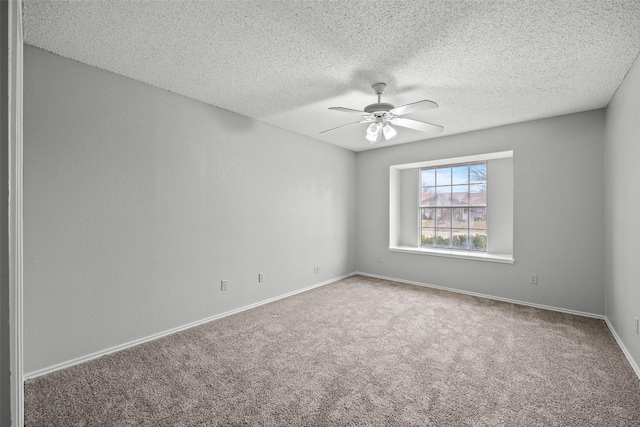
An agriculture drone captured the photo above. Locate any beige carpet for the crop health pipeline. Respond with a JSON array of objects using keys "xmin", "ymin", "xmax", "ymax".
[{"xmin": 25, "ymin": 275, "xmax": 640, "ymax": 426}]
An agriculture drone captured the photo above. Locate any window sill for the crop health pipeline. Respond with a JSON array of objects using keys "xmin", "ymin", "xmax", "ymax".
[{"xmin": 389, "ymin": 245, "xmax": 515, "ymax": 264}]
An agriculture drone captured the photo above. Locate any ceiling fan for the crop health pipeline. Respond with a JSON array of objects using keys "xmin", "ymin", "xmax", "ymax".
[{"xmin": 320, "ymin": 82, "xmax": 443, "ymax": 144}]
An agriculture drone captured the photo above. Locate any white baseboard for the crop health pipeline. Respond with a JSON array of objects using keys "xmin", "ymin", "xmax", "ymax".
[
  {"xmin": 355, "ymin": 272, "xmax": 605, "ymax": 319},
  {"xmin": 604, "ymin": 317, "xmax": 640, "ymax": 381},
  {"xmin": 28, "ymin": 272, "xmax": 639, "ymax": 384},
  {"xmin": 24, "ymin": 272, "xmax": 356, "ymax": 380}
]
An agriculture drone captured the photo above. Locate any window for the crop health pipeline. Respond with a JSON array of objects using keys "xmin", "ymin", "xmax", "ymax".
[
  {"xmin": 389, "ymin": 151, "xmax": 513, "ymax": 264},
  {"xmin": 419, "ymin": 163, "xmax": 487, "ymax": 251}
]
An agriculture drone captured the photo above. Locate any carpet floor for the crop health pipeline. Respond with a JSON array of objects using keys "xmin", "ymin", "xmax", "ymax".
[{"xmin": 25, "ymin": 275, "xmax": 640, "ymax": 426}]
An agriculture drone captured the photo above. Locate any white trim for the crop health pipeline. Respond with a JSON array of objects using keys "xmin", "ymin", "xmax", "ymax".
[
  {"xmin": 390, "ymin": 150, "xmax": 513, "ymax": 171},
  {"xmin": 23, "ymin": 271, "xmax": 640, "ymax": 389},
  {"xmin": 8, "ymin": 0, "xmax": 24, "ymax": 425},
  {"xmin": 604, "ymin": 317, "xmax": 640, "ymax": 381},
  {"xmin": 389, "ymin": 245, "xmax": 515, "ymax": 264},
  {"xmin": 24, "ymin": 273, "xmax": 356, "ymax": 380},
  {"xmin": 355, "ymin": 272, "xmax": 604, "ymax": 319}
]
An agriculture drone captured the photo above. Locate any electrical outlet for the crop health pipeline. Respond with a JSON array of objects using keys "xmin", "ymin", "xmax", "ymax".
[
  {"xmin": 258, "ymin": 273, "xmax": 264, "ymax": 283},
  {"xmin": 529, "ymin": 274, "xmax": 538, "ymax": 285},
  {"xmin": 314, "ymin": 266, "xmax": 320, "ymax": 274},
  {"xmin": 220, "ymin": 280, "xmax": 228, "ymax": 291},
  {"xmin": 377, "ymin": 256, "xmax": 382, "ymax": 263}
]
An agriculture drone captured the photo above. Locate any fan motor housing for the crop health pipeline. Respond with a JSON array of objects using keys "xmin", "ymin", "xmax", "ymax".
[{"xmin": 364, "ymin": 102, "xmax": 394, "ymax": 114}]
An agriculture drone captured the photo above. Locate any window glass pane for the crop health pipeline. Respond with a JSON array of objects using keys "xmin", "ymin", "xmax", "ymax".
[
  {"xmin": 470, "ymin": 164, "xmax": 487, "ymax": 183},
  {"xmin": 469, "ymin": 208, "xmax": 486, "ymax": 229},
  {"xmin": 452, "ymin": 229, "xmax": 469, "ymax": 249},
  {"xmin": 469, "ymin": 184, "xmax": 486, "ymax": 205},
  {"xmin": 435, "ymin": 208, "xmax": 451, "ymax": 228},
  {"xmin": 436, "ymin": 186, "xmax": 451, "ymax": 205},
  {"xmin": 452, "ymin": 165, "xmax": 469, "ymax": 185},
  {"xmin": 417, "ymin": 162, "xmax": 488, "ymax": 253},
  {"xmin": 421, "ymin": 208, "xmax": 436, "ymax": 228},
  {"xmin": 436, "ymin": 167, "xmax": 451, "ymax": 186},
  {"xmin": 421, "ymin": 169, "xmax": 436, "ymax": 187},
  {"xmin": 421, "ymin": 186, "xmax": 436, "ymax": 206},
  {"xmin": 451, "ymin": 185, "xmax": 468, "ymax": 205},
  {"xmin": 436, "ymin": 229, "xmax": 451, "ymax": 248},
  {"xmin": 421, "ymin": 228, "xmax": 435, "ymax": 247},
  {"xmin": 470, "ymin": 231, "xmax": 487, "ymax": 251},
  {"xmin": 452, "ymin": 208, "xmax": 468, "ymax": 228}
]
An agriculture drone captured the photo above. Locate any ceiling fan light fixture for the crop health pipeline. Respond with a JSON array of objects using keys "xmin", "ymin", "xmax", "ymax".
[
  {"xmin": 365, "ymin": 131, "xmax": 379, "ymax": 143},
  {"xmin": 366, "ymin": 122, "xmax": 381, "ymax": 143},
  {"xmin": 382, "ymin": 124, "xmax": 397, "ymax": 140}
]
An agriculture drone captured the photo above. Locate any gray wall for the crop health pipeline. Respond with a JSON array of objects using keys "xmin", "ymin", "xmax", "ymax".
[
  {"xmin": 605, "ymin": 52, "xmax": 640, "ymax": 368},
  {"xmin": 23, "ymin": 46, "xmax": 356, "ymax": 374},
  {"xmin": 21, "ymin": 42, "xmax": 623, "ymax": 378},
  {"xmin": 356, "ymin": 110, "xmax": 605, "ymax": 315}
]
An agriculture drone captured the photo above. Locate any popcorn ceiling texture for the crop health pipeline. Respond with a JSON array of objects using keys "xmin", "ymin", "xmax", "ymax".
[{"xmin": 22, "ymin": 0, "xmax": 640, "ymax": 152}]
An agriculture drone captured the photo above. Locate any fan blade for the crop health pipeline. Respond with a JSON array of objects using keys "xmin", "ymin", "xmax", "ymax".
[
  {"xmin": 320, "ymin": 120, "xmax": 367, "ymax": 134},
  {"xmin": 390, "ymin": 99, "xmax": 438, "ymax": 115},
  {"xmin": 329, "ymin": 107, "xmax": 366, "ymax": 114},
  {"xmin": 391, "ymin": 117, "xmax": 443, "ymax": 134}
]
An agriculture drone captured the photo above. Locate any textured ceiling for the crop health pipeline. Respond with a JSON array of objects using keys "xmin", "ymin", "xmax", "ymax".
[{"xmin": 22, "ymin": 0, "xmax": 640, "ymax": 152}]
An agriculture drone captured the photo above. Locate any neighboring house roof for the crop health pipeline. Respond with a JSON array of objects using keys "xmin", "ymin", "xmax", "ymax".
[{"xmin": 421, "ymin": 191, "xmax": 487, "ymax": 206}]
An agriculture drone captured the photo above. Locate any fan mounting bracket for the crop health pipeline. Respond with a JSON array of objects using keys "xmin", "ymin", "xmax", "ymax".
[{"xmin": 372, "ymin": 82, "xmax": 387, "ymax": 95}]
